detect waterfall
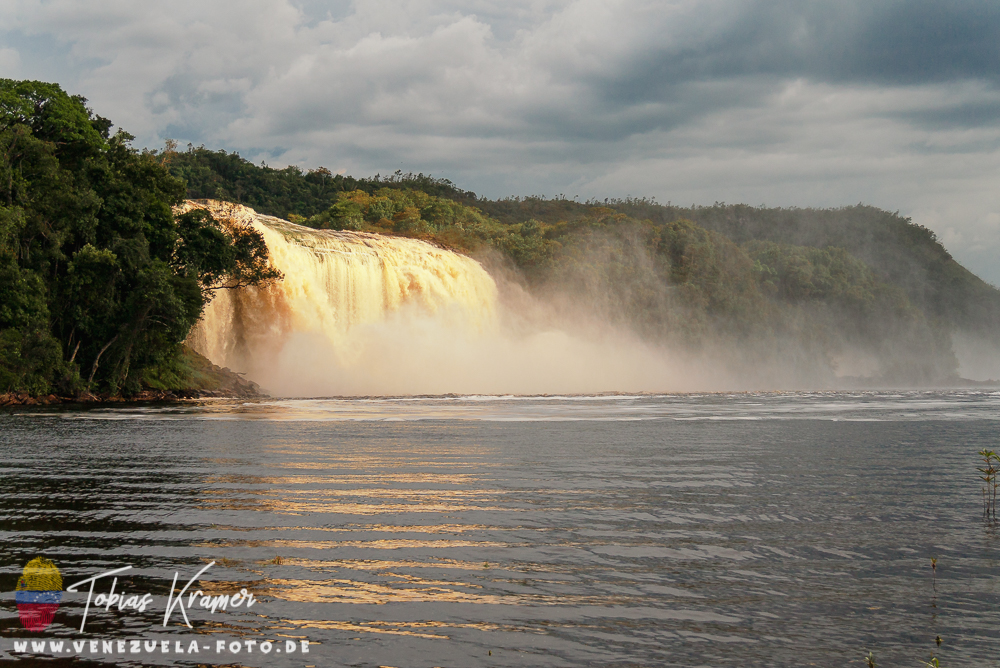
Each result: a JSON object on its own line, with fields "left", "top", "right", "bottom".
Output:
{"left": 180, "top": 201, "right": 712, "bottom": 396}
{"left": 182, "top": 201, "right": 498, "bottom": 389}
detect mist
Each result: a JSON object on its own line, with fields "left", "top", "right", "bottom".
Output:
{"left": 185, "top": 201, "right": 739, "bottom": 396}
{"left": 186, "top": 201, "right": 992, "bottom": 397}
{"left": 260, "top": 302, "right": 729, "bottom": 397}
{"left": 953, "top": 333, "right": 1000, "bottom": 382}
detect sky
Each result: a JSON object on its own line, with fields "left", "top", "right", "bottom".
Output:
{"left": 2, "top": 0, "right": 999, "bottom": 284}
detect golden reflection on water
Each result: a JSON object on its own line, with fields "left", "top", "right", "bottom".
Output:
{"left": 199, "top": 483, "right": 535, "bottom": 514}
{"left": 206, "top": 473, "right": 488, "bottom": 485}
{"left": 282, "top": 619, "right": 509, "bottom": 639}
{"left": 203, "top": 500, "right": 520, "bottom": 514}
{"left": 189, "top": 434, "right": 617, "bottom": 641}
{"left": 198, "top": 538, "right": 514, "bottom": 549}
{"left": 210, "top": 524, "right": 509, "bottom": 534}
{"left": 266, "top": 577, "right": 510, "bottom": 605}
{"left": 205, "top": 488, "right": 511, "bottom": 499}
{"left": 233, "top": 571, "right": 666, "bottom": 609}
{"left": 275, "top": 558, "right": 507, "bottom": 571}
{"left": 193, "top": 553, "right": 673, "bottom": 613}
{"left": 258, "top": 448, "right": 497, "bottom": 466}
{"left": 17, "top": 393, "right": 999, "bottom": 665}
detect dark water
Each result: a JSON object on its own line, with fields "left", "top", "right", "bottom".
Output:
{"left": 1, "top": 391, "right": 999, "bottom": 667}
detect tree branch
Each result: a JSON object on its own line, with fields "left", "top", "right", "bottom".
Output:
{"left": 87, "top": 334, "right": 118, "bottom": 386}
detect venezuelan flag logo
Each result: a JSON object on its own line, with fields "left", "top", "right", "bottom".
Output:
{"left": 15, "top": 557, "right": 62, "bottom": 631}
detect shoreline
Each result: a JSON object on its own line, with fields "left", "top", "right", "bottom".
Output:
{"left": 0, "top": 348, "right": 267, "bottom": 407}
{"left": 0, "top": 388, "right": 267, "bottom": 407}
{"left": 3, "top": 382, "right": 997, "bottom": 407}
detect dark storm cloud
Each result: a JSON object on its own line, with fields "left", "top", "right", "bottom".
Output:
{"left": 835, "top": 0, "right": 1000, "bottom": 84}
{"left": 596, "top": 1, "right": 1000, "bottom": 115}
{"left": 2, "top": 0, "right": 999, "bottom": 284}
{"left": 461, "top": 0, "right": 1000, "bottom": 149}
{"left": 895, "top": 100, "right": 1000, "bottom": 131}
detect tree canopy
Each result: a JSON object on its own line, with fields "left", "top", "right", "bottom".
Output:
{"left": 164, "top": 146, "right": 991, "bottom": 383}
{"left": 0, "top": 79, "right": 278, "bottom": 395}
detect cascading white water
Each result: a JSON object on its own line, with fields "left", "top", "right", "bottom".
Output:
{"left": 181, "top": 200, "right": 498, "bottom": 390}
{"left": 180, "top": 201, "right": 718, "bottom": 396}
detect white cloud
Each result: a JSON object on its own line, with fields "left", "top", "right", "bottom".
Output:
{"left": 1, "top": 0, "right": 999, "bottom": 283}
{"left": 0, "top": 47, "right": 20, "bottom": 74}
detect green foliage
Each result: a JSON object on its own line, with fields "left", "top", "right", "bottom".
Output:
{"left": 744, "top": 240, "right": 956, "bottom": 383}
{"left": 494, "top": 198, "right": 1000, "bottom": 339}
{"left": 140, "top": 343, "right": 200, "bottom": 391}
{"left": 319, "top": 199, "right": 365, "bottom": 230}
{"left": 747, "top": 242, "right": 881, "bottom": 307}
{"left": 528, "top": 212, "right": 768, "bottom": 343}
{"left": 173, "top": 209, "right": 282, "bottom": 292}
{"left": 303, "top": 188, "right": 558, "bottom": 268}
{"left": 0, "top": 201, "right": 65, "bottom": 393}
{"left": 140, "top": 343, "right": 225, "bottom": 391}
{"left": 653, "top": 218, "right": 764, "bottom": 327}
{"left": 0, "top": 79, "right": 278, "bottom": 395}
{"left": 162, "top": 139, "right": 996, "bottom": 384}
{"left": 166, "top": 144, "right": 478, "bottom": 220}
{"left": 165, "top": 147, "right": 351, "bottom": 219}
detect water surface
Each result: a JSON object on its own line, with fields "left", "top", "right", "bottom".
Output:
{"left": 1, "top": 391, "right": 999, "bottom": 666}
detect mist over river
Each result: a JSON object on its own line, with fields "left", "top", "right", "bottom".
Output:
{"left": 2, "top": 391, "right": 1000, "bottom": 666}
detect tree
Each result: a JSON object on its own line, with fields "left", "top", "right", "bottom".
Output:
{"left": 0, "top": 79, "right": 279, "bottom": 395}
{"left": 174, "top": 208, "right": 281, "bottom": 292}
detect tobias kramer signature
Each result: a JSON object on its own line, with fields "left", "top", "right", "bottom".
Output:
{"left": 65, "top": 562, "right": 256, "bottom": 631}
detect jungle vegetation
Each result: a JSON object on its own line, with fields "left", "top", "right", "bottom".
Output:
{"left": 0, "top": 80, "right": 279, "bottom": 395}
{"left": 165, "top": 145, "right": 995, "bottom": 384}
{"left": 1, "top": 77, "right": 993, "bottom": 394}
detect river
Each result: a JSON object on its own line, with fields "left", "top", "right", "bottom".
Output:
{"left": 2, "top": 391, "right": 999, "bottom": 666}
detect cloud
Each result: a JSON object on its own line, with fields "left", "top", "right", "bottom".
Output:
{"left": 1, "top": 0, "right": 999, "bottom": 284}
{"left": 603, "top": 1, "right": 1000, "bottom": 86}
{"left": 0, "top": 46, "right": 20, "bottom": 74}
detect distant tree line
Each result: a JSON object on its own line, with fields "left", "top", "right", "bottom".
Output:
{"left": 165, "top": 145, "right": 993, "bottom": 383}
{"left": 2, "top": 81, "right": 991, "bottom": 394}
{"left": 167, "top": 145, "right": 1000, "bottom": 341}
{"left": 166, "top": 143, "right": 479, "bottom": 220}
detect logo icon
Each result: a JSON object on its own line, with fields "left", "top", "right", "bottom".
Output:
{"left": 15, "top": 557, "right": 62, "bottom": 631}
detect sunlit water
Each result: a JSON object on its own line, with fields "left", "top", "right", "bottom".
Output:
{"left": 2, "top": 391, "right": 999, "bottom": 666}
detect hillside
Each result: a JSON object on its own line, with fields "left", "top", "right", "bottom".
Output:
{"left": 167, "top": 146, "right": 1000, "bottom": 339}
{"left": 462, "top": 196, "right": 1000, "bottom": 339}
{"left": 165, "top": 146, "right": 1000, "bottom": 385}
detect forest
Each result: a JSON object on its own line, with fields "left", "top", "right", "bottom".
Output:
{"left": 167, "top": 144, "right": 999, "bottom": 385}
{"left": 0, "top": 80, "right": 278, "bottom": 397}
{"left": 1, "top": 77, "right": 997, "bottom": 396}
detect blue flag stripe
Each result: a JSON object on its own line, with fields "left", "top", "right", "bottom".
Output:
{"left": 15, "top": 590, "right": 62, "bottom": 605}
